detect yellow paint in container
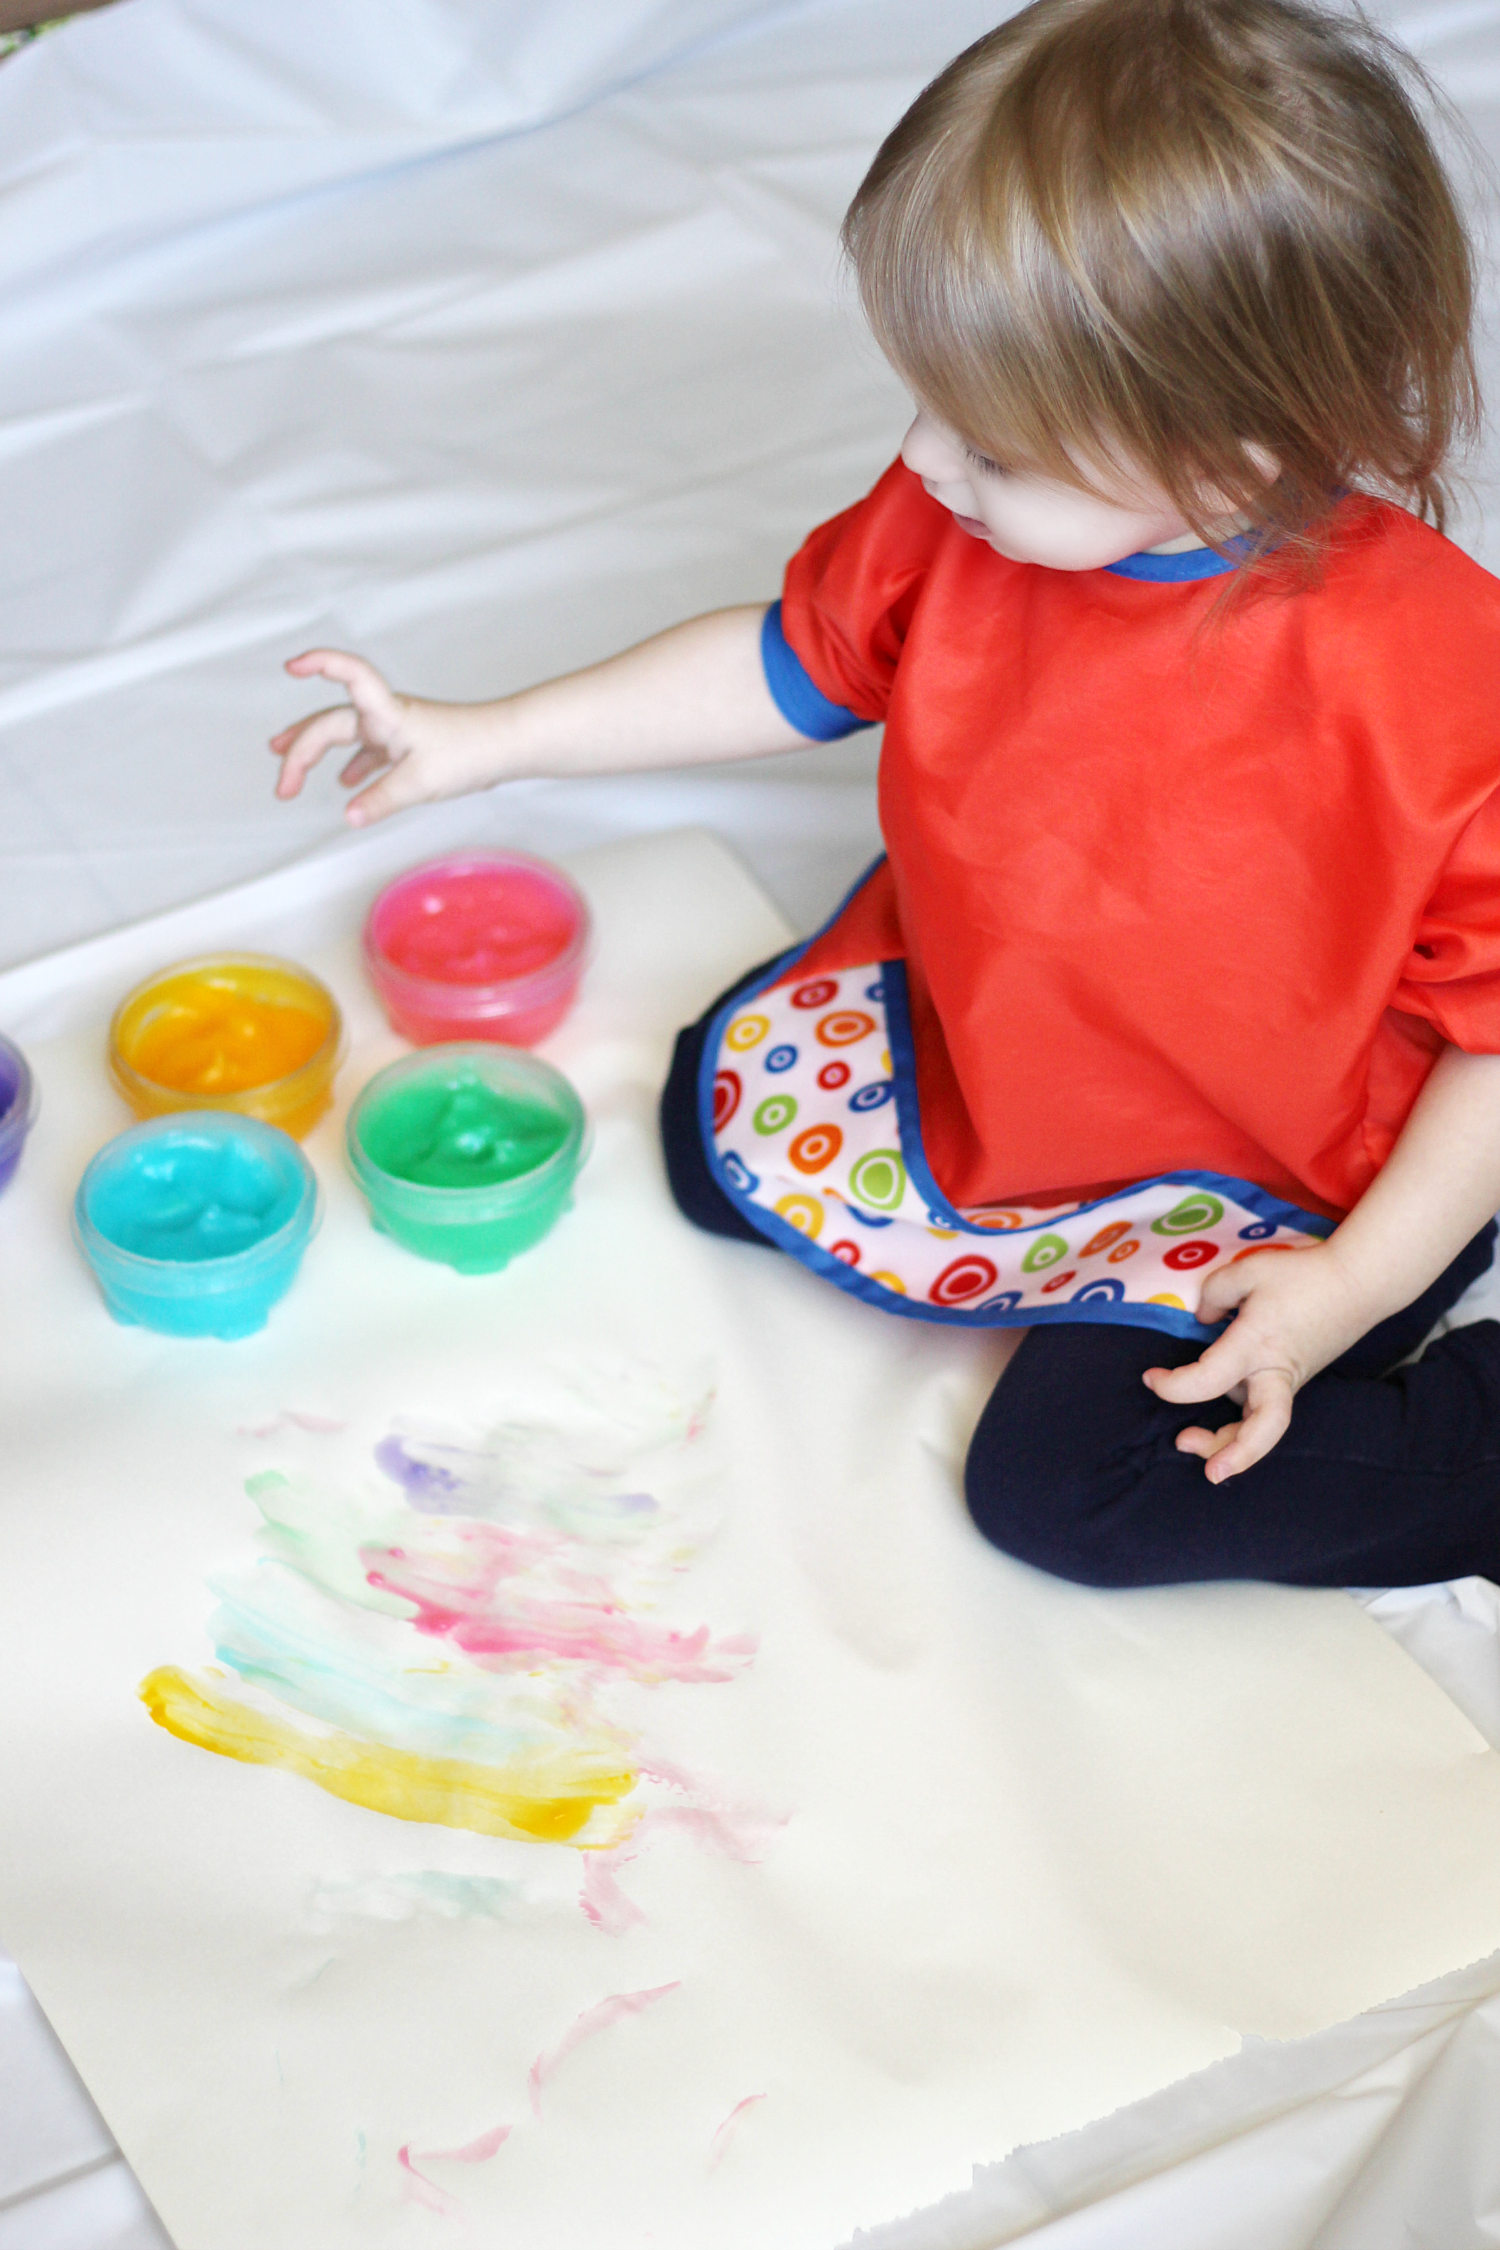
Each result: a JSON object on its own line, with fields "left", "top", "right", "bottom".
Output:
{"left": 108, "top": 953, "right": 343, "bottom": 1140}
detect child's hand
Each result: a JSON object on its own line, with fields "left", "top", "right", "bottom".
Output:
{"left": 271, "top": 650, "right": 507, "bottom": 825}
{"left": 1141, "top": 1243, "right": 1375, "bottom": 1483}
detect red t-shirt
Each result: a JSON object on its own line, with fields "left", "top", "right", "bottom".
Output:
{"left": 779, "top": 461, "right": 1500, "bottom": 1223}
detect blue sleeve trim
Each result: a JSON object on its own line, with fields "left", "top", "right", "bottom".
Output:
{"left": 760, "top": 602, "right": 875, "bottom": 741}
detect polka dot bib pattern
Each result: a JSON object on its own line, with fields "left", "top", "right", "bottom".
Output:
{"left": 701, "top": 952, "right": 1332, "bottom": 1340}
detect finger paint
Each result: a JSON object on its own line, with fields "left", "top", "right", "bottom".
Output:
{"left": 346, "top": 1046, "right": 586, "bottom": 1273}
{"left": 0, "top": 1032, "right": 37, "bottom": 1195}
{"left": 109, "top": 954, "right": 342, "bottom": 1139}
{"left": 364, "top": 852, "right": 589, "bottom": 1046}
{"left": 139, "top": 1666, "right": 636, "bottom": 1844}
{"left": 74, "top": 1113, "right": 319, "bottom": 1337}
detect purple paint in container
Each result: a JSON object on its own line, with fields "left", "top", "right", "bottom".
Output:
{"left": 0, "top": 1033, "right": 38, "bottom": 1196}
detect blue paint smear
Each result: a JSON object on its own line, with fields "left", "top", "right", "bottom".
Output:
{"left": 206, "top": 1565, "right": 546, "bottom": 1764}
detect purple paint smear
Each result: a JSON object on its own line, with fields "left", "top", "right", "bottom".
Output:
{"left": 374, "top": 1434, "right": 469, "bottom": 1508}
{"left": 528, "top": 1983, "right": 681, "bottom": 2119}
{"left": 372, "top": 1414, "right": 676, "bottom": 1518}
{"left": 709, "top": 2094, "right": 767, "bottom": 2170}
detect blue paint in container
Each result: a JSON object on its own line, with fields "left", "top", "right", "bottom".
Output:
{"left": 0, "top": 1033, "right": 38, "bottom": 1196}
{"left": 74, "top": 1112, "right": 320, "bottom": 1338}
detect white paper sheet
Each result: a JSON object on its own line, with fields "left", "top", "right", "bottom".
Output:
{"left": 4, "top": 0, "right": 1500, "bottom": 2240}
{"left": 4, "top": 828, "right": 1500, "bottom": 2250}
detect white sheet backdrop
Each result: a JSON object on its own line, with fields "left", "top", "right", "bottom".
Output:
{"left": 3, "top": 0, "right": 1500, "bottom": 2244}
{"left": 0, "top": 0, "right": 1495, "bottom": 969}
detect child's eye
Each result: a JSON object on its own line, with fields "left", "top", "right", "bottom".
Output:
{"left": 964, "top": 445, "right": 1007, "bottom": 477}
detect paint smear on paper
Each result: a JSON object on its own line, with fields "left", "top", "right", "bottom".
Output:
{"left": 580, "top": 1846, "right": 648, "bottom": 1935}
{"left": 709, "top": 2093, "right": 766, "bottom": 2169}
{"left": 366, "top": 1526, "right": 755, "bottom": 1684}
{"left": 237, "top": 1411, "right": 348, "bottom": 1439}
{"left": 397, "top": 2121, "right": 511, "bottom": 2214}
{"left": 372, "top": 1361, "right": 715, "bottom": 1532}
{"left": 418, "top": 2123, "right": 511, "bottom": 2165}
{"left": 638, "top": 1799, "right": 784, "bottom": 1865}
{"left": 308, "top": 1872, "right": 542, "bottom": 1928}
{"left": 141, "top": 1668, "right": 636, "bottom": 1845}
{"left": 205, "top": 1557, "right": 595, "bottom": 1766}
{"left": 396, "top": 2144, "right": 456, "bottom": 2214}
{"left": 528, "top": 1983, "right": 681, "bottom": 2116}
{"left": 142, "top": 1367, "right": 756, "bottom": 1864}
{"left": 577, "top": 1793, "right": 784, "bottom": 1934}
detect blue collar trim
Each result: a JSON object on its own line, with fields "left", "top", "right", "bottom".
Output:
{"left": 1105, "top": 532, "right": 1257, "bottom": 582}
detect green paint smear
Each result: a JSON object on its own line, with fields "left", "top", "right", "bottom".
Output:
{"left": 360, "top": 1075, "right": 567, "bottom": 1190}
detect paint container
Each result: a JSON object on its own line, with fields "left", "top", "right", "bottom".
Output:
{"left": 0, "top": 1033, "right": 38, "bottom": 1196}
{"left": 74, "top": 1113, "right": 320, "bottom": 1339}
{"left": 108, "top": 953, "right": 343, "bottom": 1141}
{"left": 346, "top": 1045, "right": 586, "bottom": 1274}
{"left": 363, "top": 851, "right": 589, "bottom": 1047}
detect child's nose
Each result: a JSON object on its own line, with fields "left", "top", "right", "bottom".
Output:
{"left": 900, "top": 413, "right": 962, "bottom": 483}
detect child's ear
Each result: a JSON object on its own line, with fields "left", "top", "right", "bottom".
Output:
{"left": 1243, "top": 443, "right": 1280, "bottom": 483}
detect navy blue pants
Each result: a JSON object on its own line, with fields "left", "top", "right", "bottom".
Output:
{"left": 662, "top": 994, "right": 1500, "bottom": 1589}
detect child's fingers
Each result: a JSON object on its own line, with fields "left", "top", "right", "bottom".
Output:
{"left": 282, "top": 649, "right": 401, "bottom": 735}
{"left": 1194, "top": 1245, "right": 1321, "bottom": 1323}
{"left": 343, "top": 757, "right": 433, "bottom": 828}
{"left": 1174, "top": 1420, "right": 1241, "bottom": 1465}
{"left": 1142, "top": 1326, "right": 1255, "bottom": 1405}
{"left": 284, "top": 648, "right": 383, "bottom": 695}
{"left": 1194, "top": 1261, "right": 1260, "bottom": 1322}
{"left": 272, "top": 706, "right": 361, "bottom": 798}
{"left": 337, "top": 742, "right": 390, "bottom": 788}
{"left": 1192, "top": 1366, "right": 1294, "bottom": 1481}
{"left": 272, "top": 705, "right": 359, "bottom": 759}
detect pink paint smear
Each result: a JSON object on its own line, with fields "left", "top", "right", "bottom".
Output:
{"left": 709, "top": 2094, "right": 767, "bottom": 2170}
{"left": 396, "top": 2145, "right": 455, "bottom": 2215}
{"left": 236, "top": 1410, "right": 347, "bottom": 1439}
{"left": 579, "top": 1778, "right": 789, "bottom": 1934}
{"left": 366, "top": 1531, "right": 754, "bottom": 1685}
{"left": 397, "top": 2123, "right": 510, "bottom": 2213}
{"left": 636, "top": 1761, "right": 790, "bottom": 1864}
{"left": 528, "top": 1983, "right": 680, "bottom": 2119}
{"left": 580, "top": 1848, "right": 647, "bottom": 1936}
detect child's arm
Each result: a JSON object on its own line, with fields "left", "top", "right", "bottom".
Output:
{"left": 271, "top": 604, "right": 812, "bottom": 826}
{"left": 1144, "top": 1042, "right": 1500, "bottom": 1481}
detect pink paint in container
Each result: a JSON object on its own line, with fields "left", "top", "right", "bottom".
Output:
{"left": 363, "top": 851, "right": 590, "bottom": 1048}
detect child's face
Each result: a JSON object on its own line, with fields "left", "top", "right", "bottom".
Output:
{"left": 900, "top": 410, "right": 1206, "bottom": 569}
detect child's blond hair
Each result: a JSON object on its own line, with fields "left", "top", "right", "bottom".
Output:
{"left": 843, "top": 0, "right": 1478, "bottom": 549}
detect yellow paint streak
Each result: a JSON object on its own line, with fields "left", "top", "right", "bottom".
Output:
{"left": 139, "top": 1668, "right": 636, "bottom": 1846}
{"left": 120, "top": 973, "right": 326, "bottom": 1095}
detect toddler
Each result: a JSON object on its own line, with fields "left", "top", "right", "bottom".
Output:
{"left": 274, "top": 0, "right": 1500, "bottom": 1592}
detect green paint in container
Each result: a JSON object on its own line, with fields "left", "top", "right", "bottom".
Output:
{"left": 346, "top": 1046, "right": 587, "bottom": 1273}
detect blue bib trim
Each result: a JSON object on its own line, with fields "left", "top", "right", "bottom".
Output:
{"left": 696, "top": 858, "right": 1333, "bottom": 1341}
